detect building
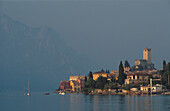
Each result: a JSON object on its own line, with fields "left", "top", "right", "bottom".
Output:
{"left": 140, "top": 84, "right": 163, "bottom": 93}
{"left": 135, "top": 59, "right": 147, "bottom": 66}
{"left": 70, "top": 80, "right": 81, "bottom": 92}
{"left": 69, "top": 75, "right": 86, "bottom": 81}
{"left": 68, "top": 75, "right": 86, "bottom": 92}
{"left": 111, "top": 70, "right": 119, "bottom": 74}
{"left": 143, "top": 48, "right": 151, "bottom": 64}
{"left": 92, "top": 70, "right": 108, "bottom": 80}
{"left": 92, "top": 70, "right": 115, "bottom": 81}
{"left": 124, "top": 67, "right": 130, "bottom": 74}
{"left": 130, "top": 48, "right": 154, "bottom": 71}
{"left": 125, "top": 73, "right": 150, "bottom": 85}
{"left": 140, "top": 79, "right": 164, "bottom": 93}
{"left": 60, "top": 81, "right": 72, "bottom": 91}
{"left": 76, "top": 78, "right": 85, "bottom": 90}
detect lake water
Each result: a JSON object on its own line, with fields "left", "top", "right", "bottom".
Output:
{"left": 1, "top": 92, "right": 170, "bottom": 111}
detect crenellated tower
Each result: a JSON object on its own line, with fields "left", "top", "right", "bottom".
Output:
{"left": 143, "top": 48, "right": 151, "bottom": 64}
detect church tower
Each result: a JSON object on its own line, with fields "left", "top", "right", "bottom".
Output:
{"left": 143, "top": 48, "right": 151, "bottom": 64}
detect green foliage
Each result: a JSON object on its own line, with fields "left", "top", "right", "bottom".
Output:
{"left": 88, "top": 71, "right": 93, "bottom": 79}
{"left": 133, "top": 83, "right": 141, "bottom": 88}
{"left": 118, "top": 61, "right": 126, "bottom": 86}
{"left": 123, "top": 83, "right": 141, "bottom": 91}
{"left": 124, "top": 60, "right": 130, "bottom": 68}
{"left": 101, "top": 68, "right": 105, "bottom": 72}
{"left": 106, "top": 69, "right": 110, "bottom": 73}
{"left": 122, "top": 84, "right": 133, "bottom": 90}
{"left": 166, "top": 85, "right": 170, "bottom": 89}
{"left": 161, "top": 62, "right": 170, "bottom": 86}
{"left": 85, "top": 76, "right": 87, "bottom": 83}
{"left": 111, "top": 76, "right": 117, "bottom": 83}
{"left": 85, "top": 78, "right": 95, "bottom": 88}
{"left": 104, "top": 82, "right": 118, "bottom": 89}
{"left": 82, "top": 88, "right": 93, "bottom": 94}
{"left": 168, "top": 63, "right": 170, "bottom": 71}
{"left": 163, "top": 60, "right": 167, "bottom": 71}
{"left": 95, "top": 76, "right": 109, "bottom": 89}
{"left": 161, "top": 71, "right": 170, "bottom": 85}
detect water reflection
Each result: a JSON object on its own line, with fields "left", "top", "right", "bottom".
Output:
{"left": 1, "top": 92, "right": 169, "bottom": 111}
{"left": 68, "top": 94, "right": 170, "bottom": 111}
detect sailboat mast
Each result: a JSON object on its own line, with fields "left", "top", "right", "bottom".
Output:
{"left": 28, "top": 80, "right": 29, "bottom": 92}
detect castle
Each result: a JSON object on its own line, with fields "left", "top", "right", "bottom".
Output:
{"left": 131, "top": 48, "right": 155, "bottom": 71}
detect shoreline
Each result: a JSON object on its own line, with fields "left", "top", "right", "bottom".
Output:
{"left": 53, "top": 90, "right": 170, "bottom": 96}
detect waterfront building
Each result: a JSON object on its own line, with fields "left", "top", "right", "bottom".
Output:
{"left": 92, "top": 70, "right": 115, "bottom": 81}
{"left": 69, "top": 75, "right": 86, "bottom": 81}
{"left": 60, "top": 81, "right": 72, "bottom": 91}
{"left": 125, "top": 73, "right": 150, "bottom": 85}
{"left": 140, "top": 84, "right": 163, "bottom": 93}
{"left": 76, "top": 78, "right": 85, "bottom": 89}
{"left": 70, "top": 80, "right": 81, "bottom": 92}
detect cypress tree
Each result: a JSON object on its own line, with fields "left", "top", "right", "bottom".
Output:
{"left": 101, "top": 68, "right": 105, "bottom": 72}
{"left": 108, "top": 70, "right": 110, "bottom": 73}
{"left": 85, "top": 76, "right": 87, "bottom": 82}
{"left": 163, "top": 60, "right": 167, "bottom": 71}
{"left": 168, "top": 62, "right": 170, "bottom": 71}
{"left": 124, "top": 60, "right": 130, "bottom": 68}
{"left": 89, "top": 71, "right": 93, "bottom": 79}
{"left": 118, "top": 61, "right": 126, "bottom": 86}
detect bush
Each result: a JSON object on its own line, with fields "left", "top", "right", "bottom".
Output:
{"left": 104, "top": 82, "right": 118, "bottom": 89}
{"left": 123, "top": 84, "right": 133, "bottom": 91}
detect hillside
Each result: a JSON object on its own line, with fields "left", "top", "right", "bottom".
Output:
{"left": 0, "top": 13, "right": 93, "bottom": 91}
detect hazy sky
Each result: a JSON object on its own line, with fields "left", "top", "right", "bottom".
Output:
{"left": 1, "top": 0, "right": 170, "bottom": 70}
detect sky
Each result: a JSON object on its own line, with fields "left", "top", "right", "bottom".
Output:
{"left": 1, "top": 0, "right": 170, "bottom": 70}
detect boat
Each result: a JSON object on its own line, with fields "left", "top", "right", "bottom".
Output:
{"left": 44, "top": 93, "right": 50, "bottom": 95}
{"left": 25, "top": 80, "right": 30, "bottom": 96}
{"left": 59, "top": 92, "right": 65, "bottom": 95}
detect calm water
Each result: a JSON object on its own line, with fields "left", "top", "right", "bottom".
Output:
{"left": 1, "top": 92, "right": 170, "bottom": 111}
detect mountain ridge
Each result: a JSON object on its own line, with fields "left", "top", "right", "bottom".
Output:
{"left": 0, "top": 13, "right": 94, "bottom": 91}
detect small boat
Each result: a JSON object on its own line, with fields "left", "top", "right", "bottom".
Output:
{"left": 44, "top": 93, "right": 50, "bottom": 95}
{"left": 59, "top": 92, "right": 65, "bottom": 95}
{"left": 27, "top": 80, "right": 30, "bottom": 95}
{"left": 24, "top": 80, "right": 30, "bottom": 96}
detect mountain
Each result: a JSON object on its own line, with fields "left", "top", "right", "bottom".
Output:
{"left": 0, "top": 13, "right": 94, "bottom": 91}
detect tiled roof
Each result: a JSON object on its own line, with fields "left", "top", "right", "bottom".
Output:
{"left": 127, "top": 73, "right": 150, "bottom": 76}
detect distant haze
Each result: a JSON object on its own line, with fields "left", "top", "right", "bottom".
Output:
{"left": 1, "top": 0, "right": 170, "bottom": 69}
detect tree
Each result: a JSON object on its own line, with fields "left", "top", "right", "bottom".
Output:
{"left": 168, "top": 62, "right": 170, "bottom": 71}
{"left": 101, "top": 68, "right": 105, "bottom": 72}
{"left": 95, "top": 76, "right": 108, "bottom": 89}
{"left": 161, "top": 71, "right": 169, "bottom": 85}
{"left": 104, "top": 82, "right": 118, "bottom": 89}
{"left": 105, "top": 69, "right": 110, "bottom": 73}
{"left": 85, "top": 71, "right": 95, "bottom": 89}
{"left": 124, "top": 60, "right": 130, "bottom": 68}
{"left": 118, "top": 61, "right": 126, "bottom": 86}
{"left": 85, "top": 78, "right": 95, "bottom": 88}
{"left": 163, "top": 60, "right": 167, "bottom": 71}
{"left": 85, "top": 76, "right": 87, "bottom": 83}
{"left": 88, "top": 71, "right": 93, "bottom": 79}
{"left": 161, "top": 62, "right": 170, "bottom": 86}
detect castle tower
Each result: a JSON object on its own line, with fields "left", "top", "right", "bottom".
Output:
{"left": 143, "top": 48, "right": 151, "bottom": 64}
